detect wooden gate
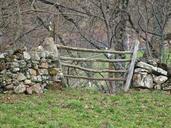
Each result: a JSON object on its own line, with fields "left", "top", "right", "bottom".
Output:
{"left": 57, "top": 41, "right": 139, "bottom": 93}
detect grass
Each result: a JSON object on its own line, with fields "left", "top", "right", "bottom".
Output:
{"left": 0, "top": 88, "right": 171, "bottom": 128}
{"left": 163, "top": 49, "right": 171, "bottom": 65}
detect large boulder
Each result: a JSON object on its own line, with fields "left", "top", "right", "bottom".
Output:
{"left": 133, "top": 68, "right": 154, "bottom": 89}
{"left": 136, "top": 61, "right": 168, "bottom": 76}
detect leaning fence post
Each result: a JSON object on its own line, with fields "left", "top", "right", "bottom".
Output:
{"left": 56, "top": 46, "right": 67, "bottom": 87}
{"left": 124, "top": 40, "right": 139, "bottom": 92}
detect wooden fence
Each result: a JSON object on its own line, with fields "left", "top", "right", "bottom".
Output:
{"left": 57, "top": 41, "right": 139, "bottom": 93}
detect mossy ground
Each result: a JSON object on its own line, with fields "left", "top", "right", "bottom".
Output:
{"left": 0, "top": 88, "right": 171, "bottom": 128}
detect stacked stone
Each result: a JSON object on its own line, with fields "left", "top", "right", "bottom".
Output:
{"left": 132, "top": 61, "right": 170, "bottom": 91}
{"left": 0, "top": 47, "right": 62, "bottom": 94}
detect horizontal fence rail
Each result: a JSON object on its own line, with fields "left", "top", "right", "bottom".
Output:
{"left": 57, "top": 44, "right": 133, "bottom": 54}
{"left": 60, "top": 56, "right": 131, "bottom": 63}
{"left": 61, "top": 63, "right": 127, "bottom": 73}
{"left": 64, "top": 75, "right": 126, "bottom": 81}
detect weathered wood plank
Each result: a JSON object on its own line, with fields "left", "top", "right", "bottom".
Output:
{"left": 57, "top": 50, "right": 67, "bottom": 87}
{"left": 61, "top": 63, "right": 127, "bottom": 73}
{"left": 57, "top": 44, "right": 133, "bottom": 54}
{"left": 60, "top": 56, "right": 131, "bottom": 62}
{"left": 64, "top": 75, "right": 126, "bottom": 81}
{"left": 124, "top": 40, "right": 140, "bottom": 92}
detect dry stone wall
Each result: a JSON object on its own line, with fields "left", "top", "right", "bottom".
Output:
{"left": 0, "top": 45, "right": 62, "bottom": 94}
{"left": 132, "top": 61, "right": 171, "bottom": 91}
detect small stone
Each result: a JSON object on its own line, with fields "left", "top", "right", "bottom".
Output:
{"left": 32, "top": 60, "right": 39, "bottom": 64}
{"left": 31, "top": 76, "right": 42, "bottom": 82}
{"left": 40, "top": 52, "right": 46, "bottom": 58}
{"left": 39, "top": 62, "right": 48, "bottom": 69}
{"left": 0, "top": 53, "right": 6, "bottom": 59}
{"left": 2, "top": 81, "right": 6, "bottom": 86}
{"left": 11, "top": 68, "right": 20, "bottom": 73}
{"left": 23, "top": 51, "right": 31, "bottom": 60}
{"left": 13, "top": 80, "right": 20, "bottom": 86}
{"left": 11, "top": 62, "right": 19, "bottom": 68}
{"left": 29, "top": 69, "right": 37, "bottom": 76}
{"left": 24, "top": 79, "right": 32, "bottom": 85}
{"left": 59, "top": 71, "right": 63, "bottom": 78}
{"left": 6, "top": 49, "right": 14, "bottom": 55}
{"left": 32, "top": 84, "right": 43, "bottom": 94}
{"left": 40, "top": 58, "right": 46, "bottom": 62}
{"left": 154, "top": 75, "right": 168, "bottom": 85}
{"left": 19, "top": 60, "right": 27, "bottom": 68}
{"left": 14, "top": 83, "right": 26, "bottom": 93}
{"left": 134, "top": 68, "right": 149, "bottom": 73}
{"left": 41, "top": 83, "right": 46, "bottom": 90}
{"left": 32, "top": 63, "right": 39, "bottom": 70}
{"left": 5, "top": 78, "right": 12, "bottom": 85}
{"left": 48, "top": 68, "right": 59, "bottom": 76}
{"left": 27, "top": 63, "right": 32, "bottom": 68}
{"left": 5, "top": 71, "right": 12, "bottom": 76}
{"left": 12, "top": 57, "right": 18, "bottom": 61}
{"left": 12, "top": 73, "right": 17, "bottom": 79}
{"left": 17, "top": 73, "right": 26, "bottom": 81}
{"left": 37, "top": 45, "right": 44, "bottom": 52}
{"left": 5, "top": 84, "right": 14, "bottom": 90}
{"left": 48, "top": 64, "right": 56, "bottom": 68}
{"left": 44, "top": 51, "right": 50, "bottom": 58}
{"left": 154, "top": 84, "right": 162, "bottom": 90}
{"left": 26, "top": 87, "right": 33, "bottom": 95}
{"left": 38, "top": 69, "right": 48, "bottom": 75}
{"left": 31, "top": 52, "right": 40, "bottom": 61}
{"left": 0, "top": 69, "right": 6, "bottom": 74}
{"left": 47, "top": 59, "right": 52, "bottom": 63}
{"left": 41, "top": 75, "right": 50, "bottom": 81}
{"left": 163, "top": 86, "right": 171, "bottom": 91}
{"left": 37, "top": 76, "right": 42, "bottom": 82}
{"left": 47, "top": 80, "right": 53, "bottom": 85}
{"left": 147, "top": 59, "right": 159, "bottom": 66}
{"left": 51, "top": 75, "right": 58, "bottom": 81}
{"left": 25, "top": 72, "right": 31, "bottom": 79}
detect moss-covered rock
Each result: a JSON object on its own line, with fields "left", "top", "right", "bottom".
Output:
{"left": 48, "top": 68, "right": 59, "bottom": 76}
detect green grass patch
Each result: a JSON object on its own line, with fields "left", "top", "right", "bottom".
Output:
{"left": 0, "top": 89, "right": 171, "bottom": 128}
{"left": 163, "top": 49, "right": 171, "bottom": 65}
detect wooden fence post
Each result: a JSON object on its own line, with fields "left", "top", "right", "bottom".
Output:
{"left": 56, "top": 47, "right": 67, "bottom": 87}
{"left": 124, "top": 40, "right": 139, "bottom": 92}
